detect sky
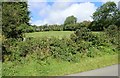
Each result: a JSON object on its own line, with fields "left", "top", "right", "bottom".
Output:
{"left": 28, "top": 0, "right": 120, "bottom": 26}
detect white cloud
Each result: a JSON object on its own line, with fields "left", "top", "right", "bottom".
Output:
{"left": 28, "top": 0, "right": 47, "bottom": 2}
{"left": 29, "top": 2, "right": 97, "bottom": 26}
{"left": 100, "top": 0, "right": 120, "bottom": 3}
{"left": 28, "top": 0, "right": 103, "bottom": 2}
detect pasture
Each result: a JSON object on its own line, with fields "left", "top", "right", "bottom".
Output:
{"left": 25, "top": 31, "right": 103, "bottom": 38}
{"left": 25, "top": 31, "right": 74, "bottom": 38}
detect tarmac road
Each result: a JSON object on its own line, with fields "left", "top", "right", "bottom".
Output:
{"left": 67, "top": 64, "right": 119, "bottom": 76}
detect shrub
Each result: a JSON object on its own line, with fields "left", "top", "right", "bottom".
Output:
{"left": 105, "top": 25, "right": 119, "bottom": 45}
{"left": 49, "top": 37, "right": 78, "bottom": 62}
{"left": 74, "top": 27, "right": 101, "bottom": 46}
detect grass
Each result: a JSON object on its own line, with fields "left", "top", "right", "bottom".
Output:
{"left": 2, "top": 54, "right": 118, "bottom": 76}
{"left": 25, "top": 31, "right": 104, "bottom": 38}
{"left": 0, "top": 62, "right": 1, "bottom": 77}
{"left": 25, "top": 31, "right": 74, "bottom": 38}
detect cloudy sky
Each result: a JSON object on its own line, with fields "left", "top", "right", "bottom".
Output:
{"left": 28, "top": 0, "right": 119, "bottom": 26}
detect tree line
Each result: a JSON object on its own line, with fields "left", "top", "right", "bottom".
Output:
{"left": 27, "top": 2, "right": 120, "bottom": 32}
{"left": 2, "top": 2, "right": 119, "bottom": 37}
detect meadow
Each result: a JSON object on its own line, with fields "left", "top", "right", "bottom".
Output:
{"left": 25, "top": 31, "right": 74, "bottom": 38}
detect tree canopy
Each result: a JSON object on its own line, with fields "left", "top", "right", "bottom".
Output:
{"left": 64, "top": 15, "right": 77, "bottom": 25}
{"left": 64, "top": 15, "right": 77, "bottom": 30}
{"left": 91, "top": 1, "right": 120, "bottom": 31}
{"left": 2, "top": 2, "right": 30, "bottom": 39}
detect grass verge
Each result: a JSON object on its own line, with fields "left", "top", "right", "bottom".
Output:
{"left": 2, "top": 54, "right": 118, "bottom": 76}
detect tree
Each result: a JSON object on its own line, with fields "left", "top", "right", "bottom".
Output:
{"left": 92, "top": 1, "right": 120, "bottom": 31}
{"left": 81, "top": 21, "right": 91, "bottom": 28}
{"left": 2, "top": 2, "right": 30, "bottom": 61}
{"left": 2, "top": 2, "right": 30, "bottom": 39}
{"left": 64, "top": 15, "right": 77, "bottom": 30}
{"left": 65, "top": 23, "right": 80, "bottom": 31}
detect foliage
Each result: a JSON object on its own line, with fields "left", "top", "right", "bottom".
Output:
{"left": 32, "top": 24, "right": 63, "bottom": 32}
{"left": 64, "top": 15, "right": 77, "bottom": 30}
{"left": 2, "top": 54, "right": 118, "bottom": 76}
{"left": 2, "top": 2, "right": 30, "bottom": 39}
{"left": 64, "top": 23, "right": 81, "bottom": 31}
{"left": 64, "top": 15, "right": 77, "bottom": 26}
{"left": 73, "top": 27, "right": 114, "bottom": 48}
{"left": 91, "top": 1, "right": 120, "bottom": 31}
{"left": 2, "top": 2, "right": 30, "bottom": 61}
{"left": 81, "top": 21, "right": 91, "bottom": 28}
{"left": 2, "top": 37, "right": 51, "bottom": 62}
{"left": 26, "top": 26, "right": 35, "bottom": 33}
{"left": 63, "top": 21, "right": 91, "bottom": 31}
{"left": 105, "top": 25, "right": 119, "bottom": 45}
{"left": 3, "top": 31, "right": 118, "bottom": 62}
{"left": 31, "top": 20, "right": 92, "bottom": 32}
{"left": 74, "top": 27, "right": 100, "bottom": 45}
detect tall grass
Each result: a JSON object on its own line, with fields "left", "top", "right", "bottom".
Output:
{"left": 2, "top": 54, "right": 118, "bottom": 76}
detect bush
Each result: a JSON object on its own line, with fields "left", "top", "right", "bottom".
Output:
{"left": 105, "top": 25, "right": 119, "bottom": 45}
{"left": 74, "top": 27, "right": 99, "bottom": 46}
{"left": 49, "top": 37, "right": 78, "bottom": 62}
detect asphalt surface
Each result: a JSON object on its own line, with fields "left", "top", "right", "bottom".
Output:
{"left": 67, "top": 64, "right": 119, "bottom": 76}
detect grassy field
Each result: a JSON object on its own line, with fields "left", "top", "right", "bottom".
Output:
{"left": 25, "top": 31, "right": 74, "bottom": 38}
{"left": 25, "top": 31, "right": 103, "bottom": 38}
{"left": 2, "top": 54, "right": 118, "bottom": 76}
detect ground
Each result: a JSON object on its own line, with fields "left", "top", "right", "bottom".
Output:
{"left": 25, "top": 31, "right": 74, "bottom": 38}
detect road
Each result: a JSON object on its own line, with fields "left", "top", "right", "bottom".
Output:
{"left": 67, "top": 64, "right": 119, "bottom": 76}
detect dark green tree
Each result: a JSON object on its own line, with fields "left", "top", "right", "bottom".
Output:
{"left": 91, "top": 1, "right": 120, "bottom": 31}
{"left": 2, "top": 2, "right": 30, "bottom": 39}
{"left": 64, "top": 15, "right": 77, "bottom": 30}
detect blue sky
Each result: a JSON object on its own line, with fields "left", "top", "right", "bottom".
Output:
{"left": 28, "top": 0, "right": 118, "bottom": 26}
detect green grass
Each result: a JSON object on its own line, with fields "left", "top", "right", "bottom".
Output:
{"left": 25, "top": 31, "right": 74, "bottom": 38}
{"left": 0, "top": 62, "right": 1, "bottom": 77}
{"left": 2, "top": 54, "right": 118, "bottom": 76}
{"left": 25, "top": 31, "right": 104, "bottom": 38}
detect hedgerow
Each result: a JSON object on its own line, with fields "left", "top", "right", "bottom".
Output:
{"left": 2, "top": 27, "right": 118, "bottom": 63}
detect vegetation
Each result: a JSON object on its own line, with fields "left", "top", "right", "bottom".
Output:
{"left": 2, "top": 2, "right": 30, "bottom": 63}
{"left": 2, "top": 1, "right": 119, "bottom": 76}
{"left": 90, "top": 2, "right": 120, "bottom": 31}
{"left": 2, "top": 28, "right": 119, "bottom": 66}
{"left": 32, "top": 24, "right": 63, "bottom": 32}
{"left": 64, "top": 15, "right": 77, "bottom": 30}
{"left": 25, "top": 31, "right": 74, "bottom": 38}
{"left": 30, "top": 21, "right": 91, "bottom": 32}
{"left": 0, "top": 62, "right": 1, "bottom": 77}
{"left": 2, "top": 2, "right": 30, "bottom": 39}
{"left": 2, "top": 54, "right": 118, "bottom": 76}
